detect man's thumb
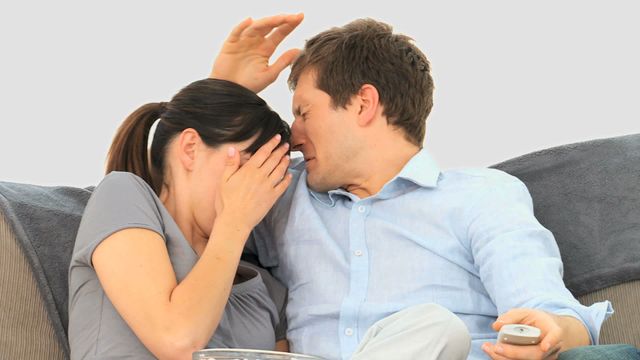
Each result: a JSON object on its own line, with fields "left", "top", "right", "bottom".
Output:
{"left": 493, "top": 309, "right": 529, "bottom": 331}
{"left": 223, "top": 146, "right": 240, "bottom": 181}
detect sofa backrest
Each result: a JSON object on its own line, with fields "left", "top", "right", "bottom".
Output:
{"left": 492, "top": 133, "right": 640, "bottom": 296}
{"left": 492, "top": 133, "right": 640, "bottom": 347}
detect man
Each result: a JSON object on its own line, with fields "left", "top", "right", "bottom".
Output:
{"left": 211, "top": 14, "right": 612, "bottom": 360}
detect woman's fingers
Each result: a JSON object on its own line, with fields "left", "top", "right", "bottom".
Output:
{"left": 268, "top": 155, "right": 291, "bottom": 187}
{"left": 246, "top": 134, "right": 283, "bottom": 168}
{"left": 221, "top": 146, "right": 241, "bottom": 182}
{"left": 274, "top": 173, "right": 293, "bottom": 195}
{"left": 219, "top": 139, "right": 292, "bottom": 229}
{"left": 260, "top": 142, "right": 290, "bottom": 173}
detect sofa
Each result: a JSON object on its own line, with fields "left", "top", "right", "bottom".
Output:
{"left": 1, "top": 133, "right": 639, "bottom": 359}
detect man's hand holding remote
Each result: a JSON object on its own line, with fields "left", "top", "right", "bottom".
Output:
{"left": 482, "top": 308, "right": 591, "bottom": 359}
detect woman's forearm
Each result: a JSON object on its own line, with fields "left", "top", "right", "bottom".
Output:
{"left": 149, "top": 218, "right": 250, "bottom": 358}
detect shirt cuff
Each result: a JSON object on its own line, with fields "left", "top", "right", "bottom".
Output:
{"left": 549, "top": 300, "right": 614, "bottom": 345}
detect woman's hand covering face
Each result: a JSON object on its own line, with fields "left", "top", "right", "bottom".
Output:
{"left": 215, "top": 135, "right": 292, "bottom": 232}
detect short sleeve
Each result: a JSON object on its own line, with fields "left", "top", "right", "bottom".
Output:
{"left": 73, "top": 171, "right": 165, "bottom": 268}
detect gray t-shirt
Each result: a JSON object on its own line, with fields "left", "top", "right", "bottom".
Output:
{"left": 68, "top": 171, "right": 286, "bottom": 359}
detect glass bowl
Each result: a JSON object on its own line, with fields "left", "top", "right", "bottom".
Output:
{"left": 192, "top": 348, "right": 325, "bottom": 360}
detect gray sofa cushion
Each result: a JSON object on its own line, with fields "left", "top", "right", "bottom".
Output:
{"left": 492, "top": 133, "right": 640, "bottom": 296}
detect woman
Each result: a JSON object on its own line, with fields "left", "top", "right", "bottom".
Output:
{"left": 64, "top": 14, "right": 312, "bottom": 359}
{"left": 67, "top": 76, "right": 292, "bottom": 359}
{"left": 67, "top": 14, "right": 304, "bottom": 359}
{"left": 68, "top": 15, "right": 302, "bottom": 359}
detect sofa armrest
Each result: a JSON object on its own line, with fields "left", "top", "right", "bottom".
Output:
{"left": 0, "top": 210, "right": 66, "bottom": 359}
{"left": 578, "top": 280, "right": 640, "bottom": 348}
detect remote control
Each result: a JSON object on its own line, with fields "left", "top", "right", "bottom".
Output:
{"left": 497, "top": 324, "right": 541, "bottom": 345}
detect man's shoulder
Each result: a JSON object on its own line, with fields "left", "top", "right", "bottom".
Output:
{"left": 442, "top": 166, "right": 518, "bottom": 182}
{"left": 439, "top": 167, "right": 523, "bottom": 191}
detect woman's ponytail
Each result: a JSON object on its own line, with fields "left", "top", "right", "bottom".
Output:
{"left": 106, "top": 102, "right": 165, "bottom": 191}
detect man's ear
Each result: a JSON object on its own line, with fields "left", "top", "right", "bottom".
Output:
{"left": 176, "top": 128, "right": 200, "bottom": 172}
{"left": 356, "top": 84, "right": 380, "bottom": 127}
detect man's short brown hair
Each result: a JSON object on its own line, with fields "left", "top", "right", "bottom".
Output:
{"left": 288, "top": 18, "right": 434, "bottom": 146}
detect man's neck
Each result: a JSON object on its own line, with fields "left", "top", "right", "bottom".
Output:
{"left": 344, "top": 139, "right": 421, "bottom": 199}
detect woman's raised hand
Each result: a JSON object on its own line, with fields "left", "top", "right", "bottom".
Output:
{"left": 215, "top": 135, "right": 292, "bottom": 232}
{"left": 210, "top": 13, "right": 304, "bottom": 93}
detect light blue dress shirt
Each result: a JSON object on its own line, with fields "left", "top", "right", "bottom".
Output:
{"left": 250, "top": 149, "right": 612, "bottom": 360}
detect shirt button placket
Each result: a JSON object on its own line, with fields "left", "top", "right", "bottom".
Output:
{"left": 345, "top": 201, "right": 370, "bottom": 355}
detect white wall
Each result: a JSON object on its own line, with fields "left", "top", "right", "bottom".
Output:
{"left": 1, "top": 1, "right": 638, "bottom": 187}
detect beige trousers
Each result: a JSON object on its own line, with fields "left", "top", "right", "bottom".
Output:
{"left": 350, "top": 303, "right": 471, "bottom": 360}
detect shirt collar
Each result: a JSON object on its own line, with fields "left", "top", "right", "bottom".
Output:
{"left": 307, "top": 181, "right": 354, "bottom": 207}
{"left": 307, "top": 148, "right": 441, "bottom": 205}
{"left": 393, "top": 148, "right": 441, "bottom": 188}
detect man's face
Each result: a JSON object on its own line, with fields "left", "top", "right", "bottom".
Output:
{"left": 291, "top": 70, "right": 358, "bottom": 192}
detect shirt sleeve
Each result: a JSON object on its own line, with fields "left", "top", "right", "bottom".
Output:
{"left": 73, "top": 171, "right": 165, "bottom": 268}
{"left": 248, "top": 158, "right": 305, "bottom": 268}
{"left": 467, "top": 174, "right": 613, "bottom": 344}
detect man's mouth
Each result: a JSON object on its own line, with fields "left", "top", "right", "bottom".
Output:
{"left": 304, "top": 157, "right": 315, "bottom": 168}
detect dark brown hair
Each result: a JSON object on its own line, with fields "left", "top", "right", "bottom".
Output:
{"left": 106, "top": 78, "right": 290, "bottom": 194}
{"left": 288, "top": 18, "right": 434, "bottom": 146}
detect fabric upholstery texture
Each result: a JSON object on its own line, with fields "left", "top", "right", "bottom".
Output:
{"left": 579, "top": 280, "right": 640, "bottom": 347}
{"left": 560, "top": 344, "right": 640, "bottom": 360}
{"left": 0, "top": 180, "right": 92, "bottom": 360}
{"left": 492, "top": 133, "right": 640, "bottom": 296}
{"left": 0, "top": 211, "right": 65, "bottom": 359}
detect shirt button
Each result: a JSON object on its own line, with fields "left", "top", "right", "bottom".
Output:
{"left": 358, "top": 205, "right": 366, "bottom": 213}
{"left": 345, "top": 328, "right": 354, "bottom": 336}
{"left": 354, "top": 249, "right": 363, "bottom": 257}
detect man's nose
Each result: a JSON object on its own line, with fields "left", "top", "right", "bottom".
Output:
{"left": 290, "top": 119, "right": 304, "bottom": 152}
